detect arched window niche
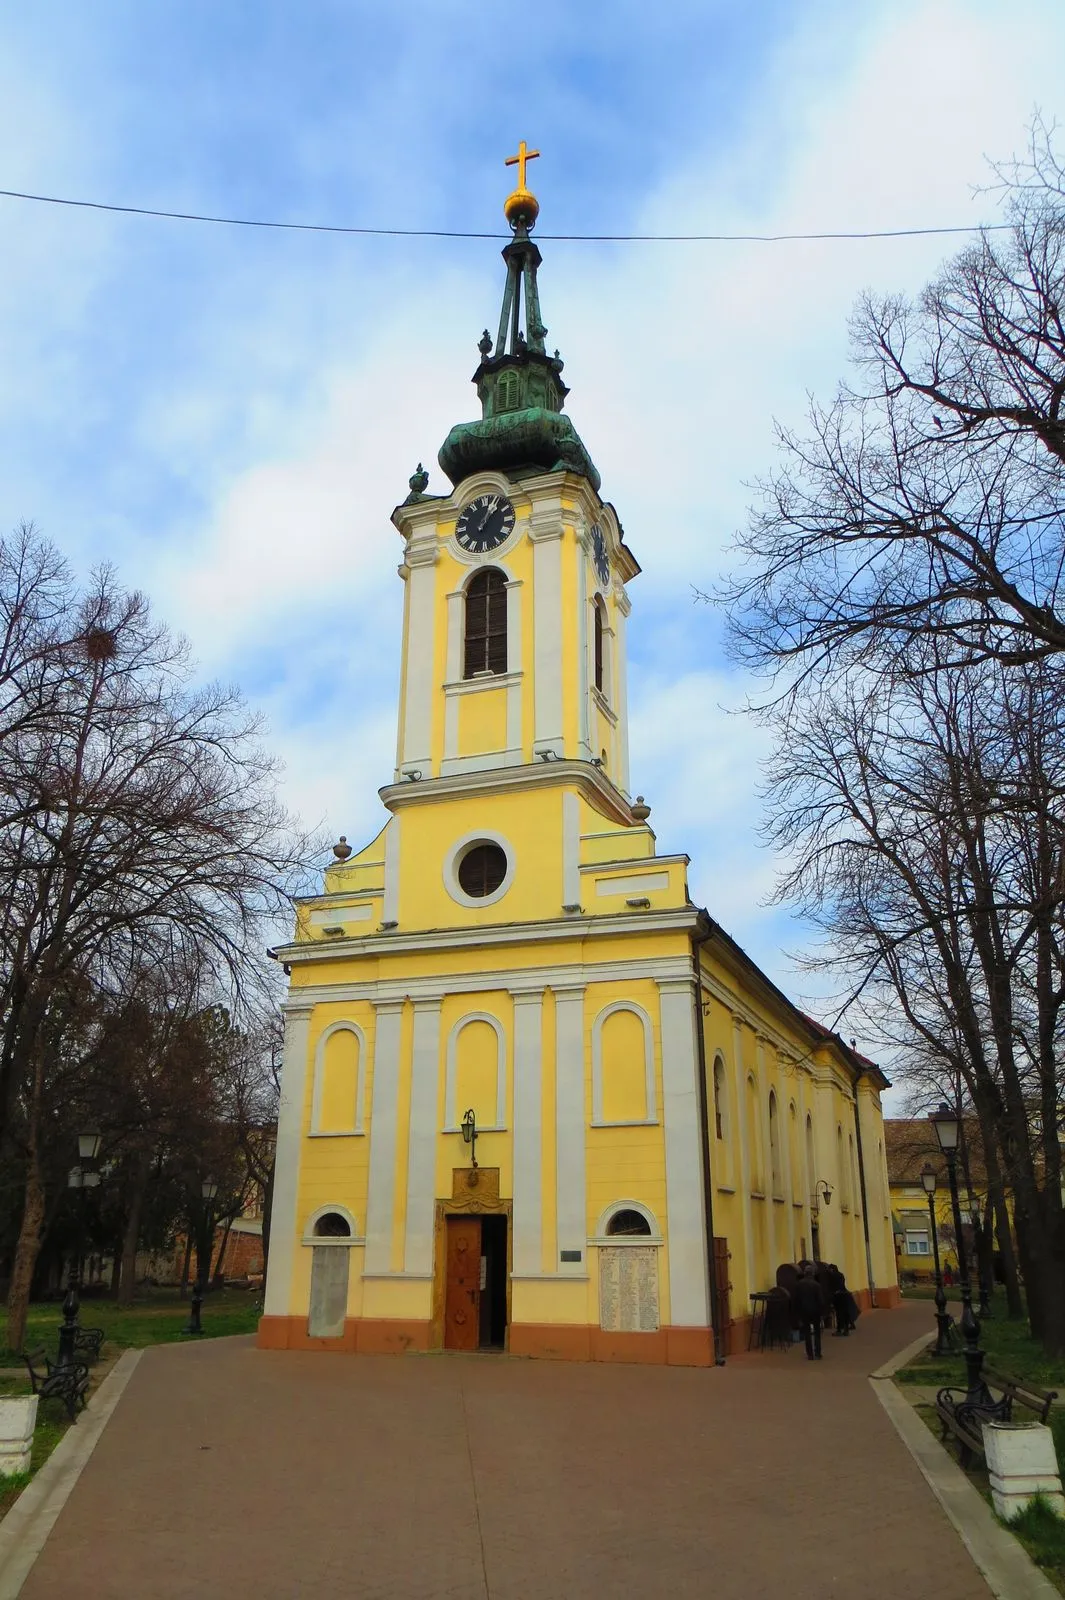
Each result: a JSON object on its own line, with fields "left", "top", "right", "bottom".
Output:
{"left": 768, "top": 1090, "right": 783, "bottom": 1198}
{"left": 592, "top": 1200, "right": 663, "bottom": 1244}
{"left": 837, "top": 1125, "right": 850, "bottom": 1211}
{"left": 788, "top": 1100, "right": 801, "bottom": 1203}
{"left": 591, "top": 1002, "right": 656, "bottom": 1126}
{"left": 746, "top": 1074, "right": 763, "bottom": 1193}
{"left": 444, "top": 1012, "right": 507, "bottom": 1131}
{"left": 593, "top": 596, "right": 609, "bottom": 697}
{"left": 712, "top": 1054, "right": 729, "bottom": 1142}
{"left": 310, "top": 1022, "right": 367, "bottom": 1136}
{"left": 805, "top": 1114, "right": 816, "bottom": 1206}
{"left": 303, "top": 1205, "right": 359, "bottom": 1341}
{"left": 463, "top": 567, "right": 508, "bottom": 678}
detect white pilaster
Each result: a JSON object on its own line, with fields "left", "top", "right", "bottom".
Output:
{"left": 363, "top": 1001, "right": 405, "bottom": 1275}
{"left": 615, "top": 590, "right": 631, "bottom": 794}
{"left": 733, "top": 1015, "right": 756, "bottom": 1303}
{"left": 399, "top": 548, "right": 437, "bottom": 774}
{"left": 382, "top": 817, "right": 399, "bottom": 925}
{"left": 554, "top": 984, "right": 587, "bottom": 1273}
{"left": 505, "top": 578, "right": 523, "bottom": 753}
{"left": 263, "top": 1005, "right": 312, "bottom": 1316}
{"left": 562, "top": 791, "right": 581, "bottom": 908}
{"left": 658, "top": 978, "right": 711, "bottom": 1326}
{"left": 576, "top": 545, "right": 591, "bottom": 759}
{"left": 511, "top": 991, "right": 544, "bottom": 1275}
{"left": 404, "top": 999, "right": 442, "bottom": 1276}
{"left": 531, "top": 518, "right": 564, "bottom": 758}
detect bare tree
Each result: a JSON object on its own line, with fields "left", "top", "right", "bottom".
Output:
{"left": 0, "top": 533, "right": 317, "bottom": 1348}
{"left": 758, "top": 645, "right": 1065, "bottom": 1351}
{"left": 724, "top": 118, "right": 1065, "bottom": 684}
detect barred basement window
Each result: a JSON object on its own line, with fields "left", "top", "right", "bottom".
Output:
{"left": 464, "top": 569, "right": 508, "bottom": 678}
{"left": 457, "top": 842, "right": 508, "bottom": 898}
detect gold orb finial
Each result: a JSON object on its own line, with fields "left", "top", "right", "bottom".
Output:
{"left": 504, "top": 140, "right": 540, "bottom": 230}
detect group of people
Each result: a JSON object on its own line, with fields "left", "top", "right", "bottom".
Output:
{"left": 778, "top": 1260, "right": 860, "bottom": 1360}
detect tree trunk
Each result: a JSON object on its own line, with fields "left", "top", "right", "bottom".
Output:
{"left": 212, "top": 1217, "right": 234, "bottom": 1286}
{"left": 117, "top": 1152, "right": 151, "bottom": 1306}
{"left": 179, "top": 1230, "right": 193, "bottom": 1296}
{"left": 990, "top": 1180, "right": 1023, "bottom": 1319}
{"left": 6, "top": 1145, "right": 46, "bottom": 1354}
{"left": 110, "top": 1248, "right": 121, "bottom": 1295}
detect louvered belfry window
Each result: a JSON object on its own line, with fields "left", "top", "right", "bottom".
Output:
{"left": 464, "top": 568, "right": 508, "bottom": 678}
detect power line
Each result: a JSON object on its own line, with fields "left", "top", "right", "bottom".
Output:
{"left": 0, "top": 185, "right": 1014, "bottom": 244}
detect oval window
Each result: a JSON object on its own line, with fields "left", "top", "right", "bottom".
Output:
{"left": 458, "top": 842, "right": 508, "bottom": 898}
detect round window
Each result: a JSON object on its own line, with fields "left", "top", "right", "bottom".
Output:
{"left": 457, "top": 842, "right": 508, "bottom": 899}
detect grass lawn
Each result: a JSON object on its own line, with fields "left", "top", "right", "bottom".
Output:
{"left": 0, "top": 1288, "right": 261, "bottom": 1524}
{"left": 895, "top": 1295, "right": 1065, "bottom": 1390}
{"left": 899, "top": 1296, "right": 1065, "bottom": 1593}
{"left": 0, "top": 1285, "right": 261, "bottom": 1365}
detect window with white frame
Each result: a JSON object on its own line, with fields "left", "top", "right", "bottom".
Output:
{"left": 904, "top": 1230, "right": 931, "bottom": 1256}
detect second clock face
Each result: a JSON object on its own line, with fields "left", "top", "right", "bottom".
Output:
{"left": 456, "top": 493, "right": 516, "bottom": 553}
{"left": 591, "top": 522, "right": 610, "bottom": 586}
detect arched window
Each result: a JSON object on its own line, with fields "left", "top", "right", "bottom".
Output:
{"left": 769, "top": 1090, "right": 783, "bottom": 1197}
{"left": 463, "top": 569, "right": 507, "bottom": 678}
{"left": 594, "top": 597, "right": 606, "bottom": 694}
{"left": 713, "top": 1056, "right": 728, "bottom": 1142}
{"left": 746, "top": 1074, "right": 762, "bottom": 1192}
{"left": 837, "top": 1125, "right": 849, "bottom": 1210}
{"left": 805, "top": 1114, "right": 816, "bottom": 1203}
{"left": 314, "top": 1211, "right": 352, "bottom": 1237}
{"left": 788, "top": 1101, "right": 801, "bottom": 1201}
{"left": 497, "top": 370, "right": 520, "bottom": 412}
{"left": 849, "top": 1134, "right": 860, "bottom": 1217}
{"left": 605, "top": 1208, "right": 652, "bottom": 1237}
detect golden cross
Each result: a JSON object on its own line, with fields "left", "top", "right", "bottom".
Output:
{"left": 505, "top": 140, "right": 540, "bottom": 191}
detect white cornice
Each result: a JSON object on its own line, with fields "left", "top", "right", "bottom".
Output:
{"left": 273, "top": 905, "right": 701, "bottom": 967}
{"left": 377, "top": 758, "right": 636, "bottom": 824}
{"left": 284, "top": 951, "right": 695, "bottom": 1008}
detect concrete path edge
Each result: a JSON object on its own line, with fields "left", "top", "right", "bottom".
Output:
{"left": 0, "top": 1349, "right": 143, "bottom": 1600}
{"left": 870, "top": 1336, "right": 1059, "bottom": 1600}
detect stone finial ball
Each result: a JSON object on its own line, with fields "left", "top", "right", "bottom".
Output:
{"left": 332, "top": 836, "right": 353, "bottom": 861}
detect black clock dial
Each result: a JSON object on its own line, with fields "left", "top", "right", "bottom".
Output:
{"left": 455, "top": 493, "right": 516, "bottom": 553}
{"left": 591, "top": 522, "right": 610, "bottom": 586}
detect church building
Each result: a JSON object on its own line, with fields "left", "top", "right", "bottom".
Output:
{"left": 258, "top": 148, "right": 899, "bottom": 1365}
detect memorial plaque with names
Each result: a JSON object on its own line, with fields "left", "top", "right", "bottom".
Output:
{"left": 598, "top": 1246, "right": 659, "bottom": 1332}
{"left": 308, "top": 1245, "right": 349, "bottom": 1338}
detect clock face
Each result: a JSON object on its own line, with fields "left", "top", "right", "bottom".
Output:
{"left": 455, "top": 493, "right": 516, "bottom": 554}
{"left": 591, "top": 522, "right": 610, "bottom": 586}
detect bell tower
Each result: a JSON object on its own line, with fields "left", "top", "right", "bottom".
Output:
{"left": 390, "top": 146, "right": 639, "bottom": 804}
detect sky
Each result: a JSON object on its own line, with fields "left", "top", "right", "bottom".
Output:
{"left": 2, "top": 0, "right": 1063, "bottom": 1105}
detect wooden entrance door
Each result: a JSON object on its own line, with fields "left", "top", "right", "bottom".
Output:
{"left": 444, "top": 1216, "right": 481, "bottom": 1351}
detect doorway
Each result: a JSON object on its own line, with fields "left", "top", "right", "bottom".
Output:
{"left": 443, "top": 1214, "right": 508, "bottom": 1352}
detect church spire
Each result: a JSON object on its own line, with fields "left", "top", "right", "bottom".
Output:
{"left": 437, "top": 144, "right": 600, "bottom": 492}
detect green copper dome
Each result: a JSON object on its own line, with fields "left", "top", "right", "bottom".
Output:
{"left": 438, "top": 223, "right": 600, "bottom": 492}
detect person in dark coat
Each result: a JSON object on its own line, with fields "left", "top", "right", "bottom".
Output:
{"left": 828, "top": 1264, "right": 854, "bottom": 1335}
{"left": 794, "top": 1265, "right": 824, "bottom": 1360}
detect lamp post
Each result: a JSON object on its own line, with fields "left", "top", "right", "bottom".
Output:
{"left": 57, "top": 1130, "right": 102, "bottom": 1368}
{"left": 183, "top": 1177, "right": 218, "bottom": 1337}
{"left": 930, "top": 1103, "right": 986, "bottom": 1401}
{"left": 460, "top": 1108, "right": 478, "bottom": 1170}
{"left": 921, "top": 1163, "right": 952, "bottom": 1357}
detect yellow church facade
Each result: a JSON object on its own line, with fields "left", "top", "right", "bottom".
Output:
{"left": 258, "top": 152, "right": 899, "bottom": 1366}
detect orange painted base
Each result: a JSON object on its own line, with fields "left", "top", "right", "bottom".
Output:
{"left": 257, "top": 1316, "right": 715, "bottom": 1365}
{"left": 256, "top": 1316, "right": 431, "bottom": 1354}
{"left": 866, "top": 1283, "right": 902, "bottom": 1310}
{"left": 509, "top": 1323, "right": 715, "bottom": 1367}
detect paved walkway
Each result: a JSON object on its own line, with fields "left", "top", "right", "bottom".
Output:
{"left": 18, "top": 1301, "right": 990, "bottom": 1600}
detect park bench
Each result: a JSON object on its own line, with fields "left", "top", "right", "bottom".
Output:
{"left": 73, "top": 1326, "right": 105, "bottom": 1364}
{"left": 936, "top": 1365, "right": 1059, "bottom": 1469}
{"left": 23, "top": 1348, "right": 89, "bottom": 1422}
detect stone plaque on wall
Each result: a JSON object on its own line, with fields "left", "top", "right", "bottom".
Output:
{"left": 308, "top": 1245, "right": 349, "bottom": 1338}
{"left": 598, "top": 1246, "right": 659, "bottom": 1332}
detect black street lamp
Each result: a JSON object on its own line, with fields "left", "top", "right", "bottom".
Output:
{"left": 930, "top": 1103, "right": 986, "bottom": 1401}
{"left": 183, "top": 1177, "right": 218, "bottom": 1338}
{"left": 57, "top": 1129, "right": 102, "bottom": 1368}
{"left": 460, "top": 1108, "right": 479, "bottom": 1170}
{"left": 921, "top": 1163, "right": 952, "bottom": 1357}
